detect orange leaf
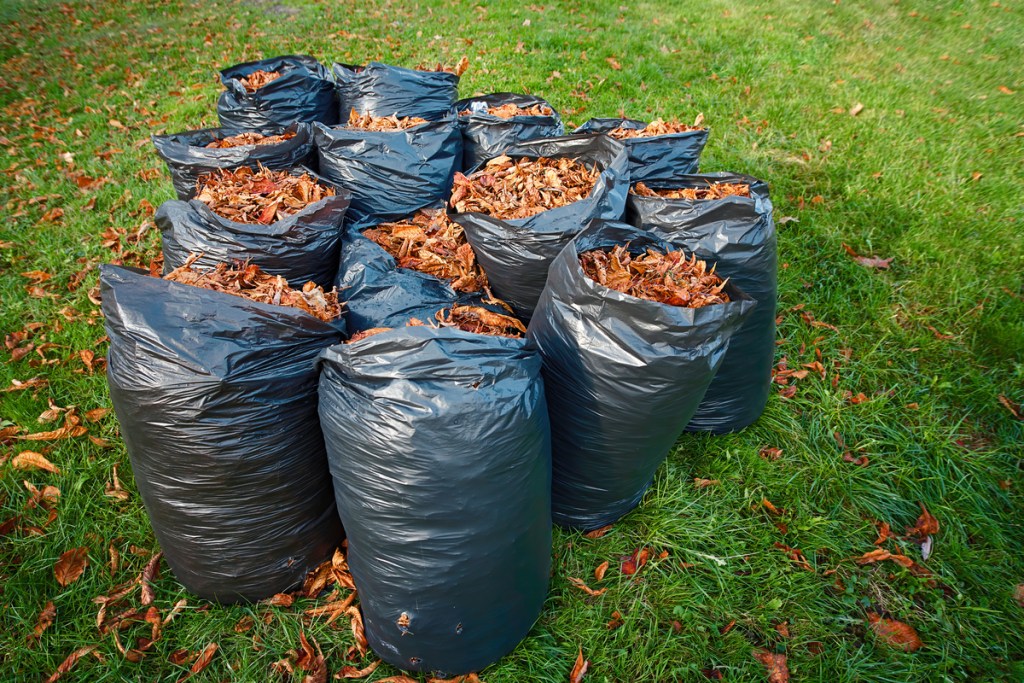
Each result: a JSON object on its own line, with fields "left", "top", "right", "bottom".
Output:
{"left": 694, "top": 478, "right": 720, "bottom": 488}
{"left": 84, "top": 408, "right": 110, "bottom": 422}
{"left": 44, "top": 645, "right": 96, "bottom": 683}
{"left": 998, "top": 395, "right": 1023, "bottom": 420}
{"left": 998, "top": 85, "right": 1015, "bottom": 94}
{"left": 54, "top": 547, "right": 89, "bottom": 587}
{"left": 1014, "top": 584, "right": 1024, "bottom": 608}
{"left": 261, "top": 593, "right": 294, "bottom": 607}
{"left": 568, "top": 577, "right": 607, "bottom": 597}
{"left": 570, "top": 646, "right": 589, "bottom": 683}
{"left": 866, "top": 612, "right": 923, "bottom": 652}
{"left": 338, "top": 660, "right": 382, "bottom": 678}
{"left": 141, "top": 552, "right": 163, "bottom": 605}
{"left": 753, "top": 649, "right": 789, "bottom": 683}
{"left": 178, "top": 643, "right": 217, "bottom": 681}
{"left": 347, "top": 606, "right": 367, "bottom": 656}
{"left": 583, "top": 524, "right": 613, "bottom": 539}
{"left": 29, "top": 600, "right": 57, "bottom": 643}
{"left": 376, "top": 678, "right": 419, "bottom": 683}
{"left": 620, "top": 547, "right": 651, "bottom": 576}
{"left": 606, "top": 57, "right": 622, "bottom": 70}
{"left": 12, "top": 451, "right": 61, "bottom": 474}
{"left": 594, "top": 561, "right": 609, "bottom": 582}
{"left": 904, "top": 503, "right": 939, "bottom": 541}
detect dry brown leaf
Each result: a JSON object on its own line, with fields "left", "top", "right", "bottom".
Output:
{"left": 842, "top": 243, "right": 893, "bottom": 270}
{"left": 12, "top": 451, "right": 61, "bottom": 474}
{"left": 570, "top": 646, "right": 589, "bottom": 682}
{"left": 904, "top": 503, "right": 939, "bottom": 542}
{"left": 849, "top": 103, "right": 865, "bottom": 116}
{"left": 583, "top": 525, "right": 613, "bottom": 539}
{"left": 632, "top": 181, "right": 750, "bottom": 200}
{"left": 866, "top": 612, "right": 923, "bottom": 652}
{"left": 581, "top": 245, "right": 730, "bottom": 308}
{"left": 607, "top": 118, "right": 704, "bottom": 139}
{"left": 239, "top": 69, "right": 280, "bottom": 92}
{"left": 54, "top": 547, "right": 89, "bottom": 587}
{"left": 347, "top": 606, "right": 368, "bottom": 656}
{"left": 568, "top": 577, "right": 607, "bottom": 597}
{"left": 20, "top": 413, "right": 88, "bottom": 441}
{"left": 29, "top": 600, "right": 57, "bottom": 644}
{"left": 998, "top": 395, "right": 1023, "bottom": 420}
{"left": 105, "top": 464, "right": 129, "bottom": 501}
{"left": 753, "top": 649, "right": 790, "bottom": 683}
{"left": 435, "top": 305, "right": 526, "bottom": 338}
{"left": 759, "top": 447, "right": 783, "bottom": 461}
{"left": 460, "top": 103, "right": 554, "bottom": 119}
{"left": 606, "top": 57, "right": 622, "bottom": 70}
{"left": 1014, "top": 584, "right": 1024, "bottom": 608}
{"left": 694, "top": 478, "right": 720, "bottom": 488}
{"left": 873, "top": 521, "right": 894, "bottom": 546}
{"left": 620, "top": 547, "right": 651, "bottom": 576}
{"left": 337, "top": 659, "right": 382, "bottom": 679}
{"left": 346, "top": 109, "right": 428, "bottom": 131}
{"left": 206, "top": 130, "right": 297, "bottom": 148}
{"left": 44, "top": 645, "right": 96, "bottom": 683}
{"left": 376, "top": 677, "right": 420, "bottom": 683}
{"left": 195, "top": 165, "right": 335, "bottom": 225}
{"left": 84, "top": 408, "right": 110, "bottom": 422}
{"left": 774, "top": 543, "right": 813, "bottom": 572}
{"left": 594, "top": 561, "right": 609, "bottom": 582}
{"left": 262, "top": 593, "right": 295, "bottom": 607}
{"left": 141, "top": 552, "right": 163, "bottom": 605}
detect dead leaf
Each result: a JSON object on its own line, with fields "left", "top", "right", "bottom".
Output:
{"left": 620, "top": 547, "right": 651, "bottom": 575}
{"left": 594, "top": 561, "right": 609, "bottom": 582}
{"left": 873, "top": 522, "right": 894, "bottom": 545}
{"left": 997, "top": 395, "right": 1023, "bottom": 420}
{"left": 376, "top": 677, "right": 419, "bottom": 683}
{"left": 29, "top": 600, "right": 57, "bottom": 644}
{"left": 177, "top": 643, "right": 217, "bottom": 681}
{"left": 849, "top": 103, "right": 865, "bottom": 116}
{"left": 568, "top": 577, "right": 607, "bottom": 597}
{"left": 583, "top": 525, "right": 613, "bottom": 539}
{"left": 842, "top": 243, "right": 892, "bottom": 269}
{"left": 141, "top": 552, "right": 163, "bottom": 605}
{"left": 347, "top": 606, "right": 367, "bottom": 656}
{"left": 1014, "top": 584, "right": 1024, "bottom": 608}
{"left": 694, "top": 478, "right": 720, "bottom": 488}
{"left": 84, "top": 408, "right": 109, "bottom": 422}
{"left": 105, "top": 464, "right": 129, "bottom": 501}
{"left": 753, "top": 649, "right": 789, "bottom": 683}
{"left": 44, "top": 645, "right": 96, "bottom": 683}
{"left": 20, "top": 413, "right": 88, "bottom": 441}
{"left": 54, "top": 547, "right": 89, "bottom": 587}
{"left": 337, "top": 660, "right": 382, "bottom": 678}
{"left": 759, "top": 447, "right": 783, "bottom": 461}
{"left": 866, "top": 612, "right": 923, "bottom": 652}
{"left": 12, "top": 451, "right": 60, "bottom": 474}
{"left": 262, "top": 593, "right": 295, "bottom": 607}
{"left": 904, "top": 503, "right": 939, "bottom": 542}
{"left": 606, "top": 57, "right": 621, "bottom": 70}
{"left": 998, "top": 85, "right": 1015, "bottom": 94}
{"left": 570, "top": 646, "right": 589, "bottom": 682}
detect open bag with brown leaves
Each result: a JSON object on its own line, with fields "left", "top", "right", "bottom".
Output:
{"left": 454, "top": 92, "right": 564, "bottom": 169}
{"left": 332, "top": 59, "right": 465, "bottom": 122}
{"left": 217, "top": 55, "right": 338, "bottom": 131}
{"left": 628, "top": 172, "right": 777, "bottom": 433}
{"left": 448, "top": 134, "right": 629, "bottom": 322}
{"left": 100, "top": 264, "right": 346, "bottom": 602}
{"left": 151, "top": 122, "right": 315, "bottom": 200}
{"left": 317, "top": 320, "right": 550, "bottom": 675}
{"left": 573, "top": 115, "right": 708, "bottom": 183}
{"left": 526, "top": 221, "right": 756, "bottom": 530}
{"left": 313, "top": 114, "right": 462, "bottom": 224}
{"left": 156, "top": 166, "right": 350, "bottom": 287}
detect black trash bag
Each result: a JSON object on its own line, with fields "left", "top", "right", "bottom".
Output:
{"left": 454, "top": 93, "right": 565, "bottom": 170}
{"left": 101, "top": 265, "right": 345, "bottom": 602}
{"left": 217, "top": 55, "right": 338, "bottom": 131}
{"left": 449, "top": 135, "right": 629, "bottom": 322}
{"left": 156, "top": 169, "right": 350, "bottom": 288}
{"left": 627, "top": 173, "right": 777, "bottom": 433}
{"left": 332, "top": 61, "right": 459, "bottom": 121}
{"left": 318, "top": 326, "right": 551, "bottom": 674}
{"left": 336, "top": 210, "right": 470, "bottom": 330}
{"left": 313, "top": 117, "right": 462, "bottom": 224}
{"left": 573, "top": 117, "right": 708, "bottom": 183}
{"left": 151, "top": 123, "right": 316, "bottom": 200}
{"left": 527, "top": 221, "right": 756, "bottom": 530}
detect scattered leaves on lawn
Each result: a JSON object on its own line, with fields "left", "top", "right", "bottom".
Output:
{"left": 205, "top": 130, "right": 297, "bottom": 148}
{"left": 44, "top": 645, "right": 96, "bottom": 683}
{"left": 416, "top": 56, "right": 470, "bottom": 76}
{"left": 752, "top": 649, "right": 789, "bottom": 683}
{"left": 54, "top": 547, "right": 89, "bottom": 587}
{"left": 842, "top": 243, "right": 893, "bottom": 269}
{"left": 570, "top": 646, "right": 589, "bottom": 682}
{"left": 580, "top": 245, "right": 731, "bottom": 307}
{"left": 163, "top": 257, "right": 341, "bottom": 321}
{"left": 450, "top": 155, "right": 599, "bottom": 219}
{"left": 364, "top": 209, "right": 488, "bottom": 292}
{"left": 12, "top": 451, "right": 61, "bottom": 473}
{"left": 632, "top": 181, "right": 750, "bottom": 200}
{"left": 346, "top": 109, "right": 429, "bottom": 131}
{"left": 20, "top": 412, "right": 88, "bottom": 441}
{"left": 866, "top": 612, "right": 922, "bottom": 652}
{"left": 195, "top": 165, "right": 335, "bottom": 225}
{"left": 606, "top": 116, "right": 705, "bottom": 139}
{"left": 568, "top": 577, "right": 607, "bottom": 597}
{"left": 238, "top": 69, "right": 280, "bottom": 92}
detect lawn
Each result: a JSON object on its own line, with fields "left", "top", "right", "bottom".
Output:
{"left": 1, "top": 0, "right": 1022, "bottom": 681}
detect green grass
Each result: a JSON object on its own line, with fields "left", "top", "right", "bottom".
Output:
{"left": 1, "top": 0, "right": 1022, "bottom": 680}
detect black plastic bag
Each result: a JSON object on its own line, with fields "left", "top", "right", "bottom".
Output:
{"left": 627, "top": 173, "right": 777, "bottom": 433}
{"left": 218, "top": 55, "right": 338, "bottom": 131}
{"left": 151, "top": 123, "right": 316, "bottom": 200}
{"left": 156, "top": 169, "right": 350, "bottom": 288}
{"left": 573, "top": 117, "right": 708, "bottom": 183}
{"left": 101, "top": 265, "right": 345, "bottom": 602}
{"left": 527, "top": 221, "right": 756, "bottom": 530}
{"left": 333, "top": 61, "right": 458, "bottom": 121}
{"left": 449, "top": 135, "right": 629, "bottom": 322}
{"left": 454, "top": 93, "right": 564, "bottom": 170}
{"left": 318, "top": 327, "right": 551, "bottom": 674}
{"left": 313, "top": 118, "right": 462, "bottom": 224}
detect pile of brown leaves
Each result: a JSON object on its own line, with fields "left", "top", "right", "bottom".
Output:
{"left": 450, "top": 155, "right": 600, "bottom": 219}
{"left": 632, "top": 181, "right": 751, "bottom": 201}
{"left": 238, "top": 69, "right": 281, "bottom": 92}
{"left": 606, "top": 115, "right": 705, "bottom": 139}
{"left": 347, "top": 304, "right": 525, "bottom": 342}
{"left": 416, "top": 56, "right": 470, "bottom": 76}
{"left": 345, "top": 109, "right": 429, "bottom": 131}
{"left": 363, "top": 209, "right": 487, "bottom": 292}
{"left": 580, "top": 245, "right": 731, "bottom": 308}
{"left": 204, "top": 131, "right": 297, "bottom": 149}
{"left": 194, "top": 166, "right": 334, "bottom": 224}
{"left": 161, "top": 256, "right": 341, "bottom": 321}
{"left": 460, "top": 103, "right": 554, "bottom": 118}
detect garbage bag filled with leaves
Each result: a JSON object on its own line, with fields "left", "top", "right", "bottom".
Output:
{"left": 314, "top": 114, "right": 462, "bottom": 223}
{"left": 151, "top": 123, "right": 316, "bottom": 200}
{"left": 455, "top": 92, "right": 564, "bottom": 169}
{"left": 573, "top": 116, "right": 708, "bottom": 183}
{"left": 338, "top": 206, "right": 492, "bottom": 330}
{"left": 217, "top": 55, "right": 338, "bottom": 131}
{"left": 448, "top": 134, "right": 629, "bottom": 322}
{"left": 527, "top": 221, "right": 756, "bottom": 530}
{"left": 628, "top": 173, "right": 777, "bottom": 433}
{"left": 332, "top": 59, "right": 466, "bottom": 122}
{"left": 157, "top": 166, "right": 349, "bottom": 287}
{"left": 318, "top": 322, "right": 550, "bottom": 675}
{"left": 101, "top": 263, "right": 346, "bottom": 602}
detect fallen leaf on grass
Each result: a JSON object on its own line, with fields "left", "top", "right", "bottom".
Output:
{"left": 583, "top": 525, "right": 613, "bottom": 539}
{"left": 1014, "top": 584, "right": 1024, "bottom": 608}
{"left": 606, "top": 610, "right": 623, "bottom": 630}
{"left": 570, "top": 646, "right": 589, "bottom": 682}
{"left": 376, "top": 677, "right": 420, "bottom": 683}
{"left": 842, "top": 243, "right": 892, "bottom": 269}
{"left": 759, "top": 447, "right": 783, "bottom": 461}
{"left": 694, "top": 478, "right": 719, "bottom": 488}
{"left": 54, "top": 547, "right": 89, "bottom": 586}
{"left": 866, "top": 612, "right": 922, "bottom": 652}
{"left": 569, "top": 577, "right": 607, "bottom": 596}
{"left": 28, "top": 600, "right": 56, "bottom": 645}
{"left": 295, "top": 631, "right": 327, "bottom": 681}
{"left": 849, "top": 103, "right": 865, "bottom": 116}
{"left": 620, "top": 547, "right": 651, "bottom": 575}
{"left": 140, "top": 552, "right": 162, "bottom": 605}
{"left": 606, "top": 57, "right": 621, "bottom": 70}
{"left": 347, "top": 606, "right": 368, "bottom": 656}
{"left": 262, "top": 593, "right": 295, "bottom": 607}
{"left": 774, "top": 543, "right": 813, "bottom": 572}
{"left": 904, "top": 503, "right": 939, "bottom": 542}
{"left": 3, "top": 377, "right": 48, "bottom": 393}
{"left": 594, "top": 561, "right": 609, "bottom": 581}
{"left": 753, "top": 649, "right": 789, "bottom": 683}
{"left": 12, "top": 451, "right": 60, "bottom": 473}
{"left": 20, "top": 413, "right": 88, "bottom": 441}
{"left": 337, "top": 659, "right": 381, "bottom": 678}
{"left": 105, "top": 464, "right": 130, "bottom": 501}
{"left": 44, "top": 645, "right": 96, "bottom": 683}
{"left": 873, "top": 521, "right": 894, "bottom": 545}
{"left": 998, "top": 395, "right": 1023, "bottom": 420}
{"left": 998, "top": 85, "right": 1015, "bottom": 95}
{"left": 177, "top": 642, "right": 217, "bottom": 681}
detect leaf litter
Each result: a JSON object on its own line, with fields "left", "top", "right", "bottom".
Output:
{"left": 631, "top": 181, "right": 751, "bottom": 200}
{"left": 579, "top": 245, "right": 731, "bottom": 308}
{"left": 194, "top": 165, "right": 335, "bottom": 225}
{"left": 605, "top": 115, "right": 705, "bottom": 139}
{"left": 345, "top": 109, "right": 429, "bottom": 131}
{"left": 205, "top": 130, "right": 297, "bottom": 149}
{"left": 415, "top": 56, "right": 470, "bottom": 76}
{"left": 347, "top": 304, "right": 526, "bottom": 342}
{"left": 238, "top": 69, "right": 280, "bottom": 92}
{"left": 449, "top": 155, "right": 600, "bottom": 220}
{"left": 459, "top": 103, "right": 554, "bottom": 118}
